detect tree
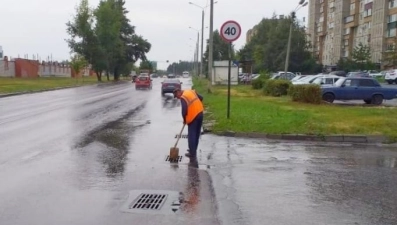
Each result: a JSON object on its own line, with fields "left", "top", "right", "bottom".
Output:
{"left": 237, "top": 13, "right": 319, "bottom": 73}
{"left": 166, "top": 61, "right": 196, "bottom": 74}
{"left": 66, "top": 0, "right": 151, "bottom": 82}
{"left": 112, "top": 0, "right": 151, "bottom": 80}
{"left": 66, "top": 0, "right": 105, "bottom": 81}
{"left": 139, "top": 61, "right": 153, "bottom": 70}
{"left": 351, "top": 42, "right": 372, "bottom": 70}
{"left": 94, "top": 0, "right": 123, "bottom": 81}
{"left": 383, "top": 39, "right": 397, "bottom": 69}
{"left": 203, "top": 30, "right": 235, "bottom": 75}
{"left": 70, "top": 54, "right": 87, "bottom": 83}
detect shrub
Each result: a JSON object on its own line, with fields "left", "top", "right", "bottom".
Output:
{"left": 288, "top": 84, "right": 322, "bottom": 104}
{"left": 251, "top": 78, "right": 264, "bottom": 89}
{"left": 251, "top": 72, "right": 270, "bottom": 89}
{"left": 263, "top": 80, "right": 291, "bottom": 97}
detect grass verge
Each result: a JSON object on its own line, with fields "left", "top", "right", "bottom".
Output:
{"left": 0, "top": 76, "right": 111, "bottom": 94}
{"left": 193, "top": 77, "right": 397, "bottom": 139}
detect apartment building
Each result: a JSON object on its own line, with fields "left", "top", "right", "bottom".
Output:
{"left": 308, "top": 0, "right": 397, "bottom": 69}
{"left": 246, "top": 25, "right": 258, "bottom": 43}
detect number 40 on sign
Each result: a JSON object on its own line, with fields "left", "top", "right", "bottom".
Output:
{"left": 220, "top": 20, "right": 241, "bottom": 43}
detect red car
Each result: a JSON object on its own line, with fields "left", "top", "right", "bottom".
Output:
{"left": 135, "top": 75, "right": 152, "bottom": 90}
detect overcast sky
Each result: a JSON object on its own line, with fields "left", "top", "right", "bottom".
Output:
{"left": 0, "top": 0, "right": 308, "bottom": 70}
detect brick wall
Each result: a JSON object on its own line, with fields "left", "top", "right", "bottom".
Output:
{"left": 0, "top": 58, "right": 16, "bottom": 77}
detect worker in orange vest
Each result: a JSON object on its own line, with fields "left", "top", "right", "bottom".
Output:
{"left": 173, "top": 88, "right": 204, "bottom": 159}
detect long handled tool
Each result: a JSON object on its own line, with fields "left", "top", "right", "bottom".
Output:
{"left": 170, "top": 124, "right": 185, "bottom": 161}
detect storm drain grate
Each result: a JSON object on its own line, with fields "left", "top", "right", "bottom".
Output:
{"left": 129, "top": 193, "right": 168, "bottom": 210}
{"left": 165, "top": 155, "right": 183, "bottom": 162}
{"left": 175, "top": 134, "right": 188, "bottom": 138}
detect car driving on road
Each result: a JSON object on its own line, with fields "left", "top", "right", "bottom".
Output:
{"left": 161, "top": 79, "right": 182, "bottom": 96}
{"left": 135, "top": 75, "right": 152, "bottom": 90}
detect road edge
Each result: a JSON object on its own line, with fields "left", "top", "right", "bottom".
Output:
{"left": 0, "top": 80, "right": 129, "bottom": 98}
{"left": 202, "top": 125, "right": 395, "bottom": 145}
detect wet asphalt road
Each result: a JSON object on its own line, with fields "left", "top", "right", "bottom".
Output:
{"left": 1, "top": 78, "right": 397, "bottom": 225}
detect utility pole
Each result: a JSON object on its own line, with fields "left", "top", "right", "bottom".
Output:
{"left": 200, "top": 9, "right": 204, "bottom": 76}
{"left": 196, "top": 31, "right": 199, "bottom": 76}
{"left": 207, "top": 0, "right": 214, "bottom": 91}
{"left": 284, "top": 0, "right": 308, "bottom": 74}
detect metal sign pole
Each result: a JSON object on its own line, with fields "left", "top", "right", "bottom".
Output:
{"left": 227, "top": 42, "right": 232, "bottom": 119}
{"left": 220, "top": 20, "right": 241, "bottom": 120}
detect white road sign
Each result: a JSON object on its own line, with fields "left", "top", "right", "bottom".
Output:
{"left": 220, "top": 20, "right": 241, "bottom": 42}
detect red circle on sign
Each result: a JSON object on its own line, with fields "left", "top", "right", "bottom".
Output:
{"left": 220, "top": 20, "right": 241, "bottom": 43}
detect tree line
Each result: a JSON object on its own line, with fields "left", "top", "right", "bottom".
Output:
{"left": 238, "top": 13, "right": 321, "bottom": 74}
{"left": 66, "top": 0, "right": 151, "bottom": 81}
{"left": 198, "top": 13, "right": 321, "bottom": 75}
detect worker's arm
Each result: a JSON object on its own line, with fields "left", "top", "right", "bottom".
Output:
{"left": 196, "top": 93, "right": 203, "bottom": 102}
{"left": 180, "top": 99, "right": 187, "bottom": 124}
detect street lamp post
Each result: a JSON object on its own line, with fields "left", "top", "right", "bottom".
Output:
{"left": 189, "top": 27, "right": 200, "bottom": 76}
{"left": 189, "top": 1, "right": 217, "bottom": 77}
{"left": 284, "top": 0, "right": 308, "bottom": 75}
{"left": 208, "top": 0, "right": 214, "bottom": 85}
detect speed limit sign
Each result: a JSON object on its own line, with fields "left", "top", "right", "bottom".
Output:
{"left": 220, "top": 20, "right": 241, "bottom": 42}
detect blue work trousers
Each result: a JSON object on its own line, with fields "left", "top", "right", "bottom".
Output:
{"left": 187, "top": 112, "right": 203, "bottom": 157}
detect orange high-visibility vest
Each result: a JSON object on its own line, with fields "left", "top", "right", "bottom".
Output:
{"left": 181, "top": 90, "right": 204, "bottom": 124}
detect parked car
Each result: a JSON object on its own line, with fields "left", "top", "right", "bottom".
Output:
{"left": 251, "top": 74, "right": 260, "bottom": 80}
{"left": 271, "top": 71, "right": 296, "bottom": 80}
{"left": 310, "top": 75, "right": 340, "bottom": 86}
{"left": 367, "top": 70, "right": 383, "bottom": 78}
{"left": 292, "top": 75, "right": 340, "bottom": 86}
{"left": 161, "top": 79, "right": 182, "bottom": 96}
{"left": 321, "top": 77, "right": 397, "bottom": 105}
{"left": 385, "top": 69, "right": 397, "bottom": 84}
{"left": 135, "top": 75, "right": 152, "bottom": 90}
{"left": 329, "top": 70, "right": 346, "bottom": 77}
{"left": 347, "top": 71, "right": 370, "bottom": 77}
{"left": 290, "top": 75, "right": 307, "bottom": 82}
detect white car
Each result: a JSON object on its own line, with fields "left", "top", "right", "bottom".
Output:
{"left": 368, "top": 70, "right": 383, "bottom": 78}
{"left": 292, "top": 75, "right": 340, "bottom": 86}
{"left": 385, "top": 69, "right": 397, "bottom": 84}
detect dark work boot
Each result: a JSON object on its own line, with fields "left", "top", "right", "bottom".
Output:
{"left": 185, "top": 152, "right": 196, "bottom": 158}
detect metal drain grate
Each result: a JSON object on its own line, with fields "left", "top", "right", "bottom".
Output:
{"left": 175, "top": 134, "right": 188, "bottom": 138}
{"left": 165, "top": 155, "right": 183, "bottom": 162}
{"left": 129, "top": 193, "right": 168, "bottom": 210}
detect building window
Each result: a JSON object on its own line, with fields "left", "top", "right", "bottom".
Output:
{"left": 364, "top": 8, "right": 372, "bottom": 17}
{"left": 389, "top": 14, "right": 397, "bottom": 23}
{"left": 364, "top": 2, "right": 373, "bottom": 17}
{"left": 345, "top": 15, "right": 354, "bottom": 23}
{"left": 350, "top": 3, "right": 355, "bottom": 11}
{"left": 387, "top": 28, "right": 396, "bottom": 37}
{"left": 386, "top": 43, "right": 395, "bottom": 51}
{"left": 390, "top": 0, "right": 397, "bottom": 9}
{"left": 344, "top": 28, "right": 350, "bottom": 35}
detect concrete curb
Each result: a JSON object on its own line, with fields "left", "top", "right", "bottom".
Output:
{"left": 213, "top": 131, "right": 392, "bottom": 144}
{"left": 0, "top": 80, "right": 128, "bottom": 98}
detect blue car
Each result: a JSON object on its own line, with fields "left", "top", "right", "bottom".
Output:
{"left": 321, "top": 77, "right": 397, "bottom": 105}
